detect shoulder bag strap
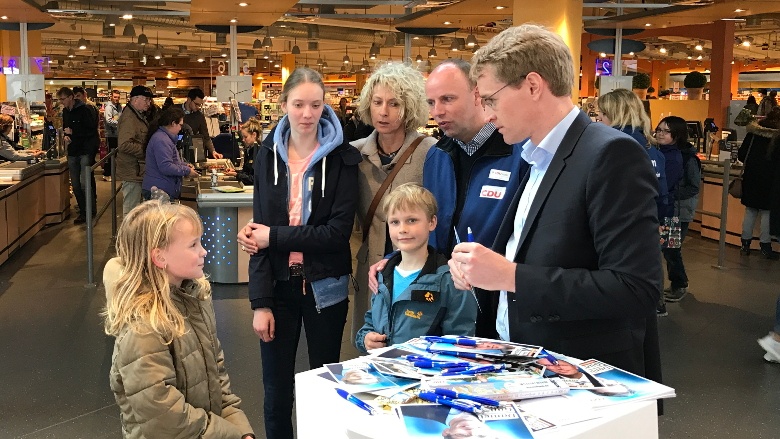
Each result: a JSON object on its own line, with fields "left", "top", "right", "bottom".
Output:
{"left": 740, "top": 135, "right": 756, "bottom": 177}
{"left": 362, "top": 135, "right": 427, "bottom": 243}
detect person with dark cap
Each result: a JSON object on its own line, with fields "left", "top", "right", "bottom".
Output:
{"left": 116, "top": 85, "right": 153, "bottom": 216}
{"left": 58, "top": 86, "right": 100, "bottom": 224}
{"left": 183, "top": 88, "right": 222, "bottom": 159}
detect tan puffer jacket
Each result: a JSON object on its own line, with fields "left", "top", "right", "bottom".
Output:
{"left": 116, "top": 105, "right": 149, "bottom": 183}
{"left": 109, "top": 282, "right": 254, "bottom": 439}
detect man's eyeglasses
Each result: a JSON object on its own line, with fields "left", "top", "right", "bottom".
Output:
{"left": 480, "top": 75, "right": 526, "bottom": 110}
{"left": 655, "top": 128, "right": 671, "bottom": 134}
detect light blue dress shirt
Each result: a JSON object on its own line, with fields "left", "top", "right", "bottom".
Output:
{"left": 496, "top": 107, "right": 581, "bottom": 341}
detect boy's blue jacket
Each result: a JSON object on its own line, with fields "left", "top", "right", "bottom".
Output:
{"left": 423, "top": 130, "right": 528, "bottom": 253}
{"left": 248, "top": 105, "right": 361, "bottom": 311}
{"left": 355, "top": 247, "right": 477, "bottom": 353}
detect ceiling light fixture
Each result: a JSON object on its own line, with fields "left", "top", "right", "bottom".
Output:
{"left": 262, "top": 29, "right": 272, "bottom": 48}
{"left": 138, "top": 26, "right": 148, "bottom": 45}
{"left": 343, "top": 45, "right": 350, "bottom": 64}
{"left": 239, "top": 2, "right": 248, "bottom": 6}
{"left": 122, "top": 23, "right": 135, "bottom": 37}
{"left": 121, "top": 14, "right": 133, "bottom": 20}
{"left": 291, "top": 37, "right": 300, "bottom": 55}
{"left": 253, "top": 38, "right": 262, "bottom": 50}
{"left": 443, "top": 21, "right": 452, "bottom": 25}
{"left": 495, "top": 5, "right": 505, "bottom": 9}
{"left": 645, "top": 23, "right": 652, "bottom": 27}
{"left": 465, "top": 31, "right": 478, "bottom": 47}
{"left": 230, "top": 18, "right": 237, "bottom": 23}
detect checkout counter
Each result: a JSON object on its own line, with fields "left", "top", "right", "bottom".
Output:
{"left": 184, "top": 159, "right": 253, "bottom": 284}
{"left": 0, "top": 157, "right": 70, "bottom": 266}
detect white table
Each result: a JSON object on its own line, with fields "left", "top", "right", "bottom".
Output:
{"left": 295, "top": 366, "right": 658, "bottom": 439}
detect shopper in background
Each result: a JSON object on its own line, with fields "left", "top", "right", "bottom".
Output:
{"left": 59, "top": 86, "right": 100, "bottom": 225}
{"left": 236, "top": 67, "right": 360, "bottom": 439}
{"left": 757, "top": 88, "right": 777, "bottom": 117}
{"left": 596, "top": 89, "right": 669, "bottom": 223}
{"left": 116, "top": 85, "right": 153, "bottom": 216}
{"left": 738, "top": 107, "right": 780, "bottom": 260}
{"left": 448, "top": 24, "right": 662, "bottom": 378}
{"left": 103, "top": 200, "right": 255, "bottom": 439}
{"left": 351, "top": 62, "right": 437, "bottom": 338}
{"left": 744, "top": 95, "right": 759, "bottom": 115}
{"left": 0, "top": 114, "right": 45, "bottom": 162}
{"left": 655, "top": 116, "right": 699, "bottom": 304}
{"left": 343, "top": 111, "right": 373, "bottom": 141}
{"left": 224, "top": 117, "right": 261, "bottom": 186}
{"left": 142, "top": 107, "right": 198, "bottom": 201}
{"left": 161, "top": 96, "right": 174, "bottom": 111}
{"left": 183, "top": 88, "right": 223, "bottom": 159}
{"left": 335, "top": 97, "right": 349, "bottom": 126}
{"left": 102, "top": 90, "right": 122, "bottom": 182}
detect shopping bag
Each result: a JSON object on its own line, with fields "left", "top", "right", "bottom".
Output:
{"left": 734, "top": 107, "right": 754, "bottom": 126}
{"left": 660, "top": 216, "right": 682, "bottom": 249}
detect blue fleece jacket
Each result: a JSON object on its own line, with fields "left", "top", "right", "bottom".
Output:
{"left": 423, "top": 130, "right": 528, "bottom": 254}
{"left": 143, "top": 128, "right": 191, "bottom": 199}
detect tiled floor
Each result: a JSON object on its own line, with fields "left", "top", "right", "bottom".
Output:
{"left": 1, "top": 183, "right": 778, "bottom": 438}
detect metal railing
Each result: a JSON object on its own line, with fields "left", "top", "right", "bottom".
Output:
{"left": 84, "top": 148, "right": 121, "bottom": 287}
{"left": 697, "top": 159, "right": 732, "bottom": 270}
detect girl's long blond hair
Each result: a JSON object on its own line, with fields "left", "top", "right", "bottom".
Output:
{"left": 103, "top": 200, "right": 210, "bottom": 343}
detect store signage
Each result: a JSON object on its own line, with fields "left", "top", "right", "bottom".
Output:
{"left": 596, "top": 58, "right": 612, "bottom": 77}
{"left": 0, "top": 57, "right": 50, "bottom": 75}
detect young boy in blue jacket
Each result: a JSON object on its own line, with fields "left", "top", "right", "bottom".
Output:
{"left": 355, "top": 183, "right": 478, "bottom": 353}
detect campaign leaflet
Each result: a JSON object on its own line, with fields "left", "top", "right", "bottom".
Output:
{"left": 325, "top": 360, "right": 400, "bottom": 393}
{"left": 396, "top": 402, "right": 535, "bottom": 439}
{"left": 406, "top": 337, "right": 543, "bottom": 358}
{"left": 541, "top": 356, "right": 676, "bottom": 407}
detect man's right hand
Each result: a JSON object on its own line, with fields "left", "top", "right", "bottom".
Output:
{"left": 367, "top": 259, "right": 388, "bottom": 294}
{"left": 253, "top": 308, "right": 275, "bottom": 342}
{"left": 364, "top": 332, "right": 387, "bottom": 350}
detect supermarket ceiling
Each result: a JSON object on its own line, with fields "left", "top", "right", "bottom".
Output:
{"left": 5, "top": 0, "right": 780, "bottom": 78}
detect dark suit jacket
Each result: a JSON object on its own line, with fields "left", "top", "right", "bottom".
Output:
{"left": 494, "top": 111, "right": 663, "bottom": 377}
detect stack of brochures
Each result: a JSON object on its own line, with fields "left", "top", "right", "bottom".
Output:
{"left": 320, "top": 336, "right": 675, "bottom": 439}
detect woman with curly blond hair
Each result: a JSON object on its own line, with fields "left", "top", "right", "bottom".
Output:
{"left": 351, "top": 62, "right": 437, "bottom": 339}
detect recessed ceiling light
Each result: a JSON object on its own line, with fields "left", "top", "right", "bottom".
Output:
{"left": 599, "top": 52, "right": 606, "bottom": 57}
{"left": 122, "top": 14, "right": 133, "bottom": 20}
{"left": 230, "top": 18, "right": 237, "bottom": 23}
{"left": 734, "top": 8, "right": 745, "bottom": 13}
{"left": 645, "top": 23, "right": 651, "bottom": 27}
{"left": 238, "top": 2, "right": 248, "bottom": 6}
{"left": 1, "top": 16, "right": 8, "bottom": 20}
{"left": 443, "top": 21, "right": 452, "bottom": 25}
{"left": 495, "top": 6, "right": 505, "bottom": 9}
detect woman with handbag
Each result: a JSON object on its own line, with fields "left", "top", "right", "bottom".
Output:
{"left": 738, "top": 107, "right": 780, "bottom": 259}
{"left": 350, "top": 62, "right": 437, "bottom": 339}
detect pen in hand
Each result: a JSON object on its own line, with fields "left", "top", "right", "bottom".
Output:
{"left": 453, "top": 227, "right": 481, "bottom": 313}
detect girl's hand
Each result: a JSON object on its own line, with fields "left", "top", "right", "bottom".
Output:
{"left": 249, "top": 223, "right": 271, "bottom": 250}
{"left": 237, "top": 223, "right": 259, "bottom": 254}
{"left": 253, "top": 308, "right": 275, "bottom": 342}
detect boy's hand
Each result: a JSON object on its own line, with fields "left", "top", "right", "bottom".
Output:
{"left": 367, "top": 259, "right": 388, "bottom": 294}
{"left": 364, "top": 332, "right": 387, "bottom": 350}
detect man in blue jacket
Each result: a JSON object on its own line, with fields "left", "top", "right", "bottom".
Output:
{"left": 424, "top": 59, "right": 528, "bottom": 337}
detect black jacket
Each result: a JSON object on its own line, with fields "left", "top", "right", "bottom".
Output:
{"left": 182, "top": 105, "right": 215, "bottom": 157}
{"left": 235, "top": 142, "right": 257, "bottom": 186}
{"left": 739, "top": 122, "right": 778, "bottom": 210}
{"left": 247, "top": 126, "right": 362, "bottom": 310}
{"left": 63, "top": 100, "right": 100, "bottom": 157}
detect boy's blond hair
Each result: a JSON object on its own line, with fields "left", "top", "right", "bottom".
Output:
{"left": 103, "top": 200, "right": 210, "bottom": 343}
{"left": 382, "top": 183, "right": 437, "bottom": 220}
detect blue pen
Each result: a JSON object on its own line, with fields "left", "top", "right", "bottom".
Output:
{"left": 441, "top": 364, "right": 505, "bottom": 376}
{"left": 427, "top": 347, "right": 483, "bottom": 360}
{"left": 441, "top": 366, "right": 472, "bottom": 374}
{"left": 467, "top": 226, "right": 474, "bottom": 243}
{"left": 453, "top": 227, "right": 482, "bottom": 313}
{"left": 421, "top": 336, "right": 478, "bottom": 346}
{"left": 434, "top": 388, "right": 501, "bottom": 407}
{"left": 413, "top": 360, "right": 471, "bottom": 369}
{"left": 335, "top": 388, "right": 377, "bottom": 415}
{"left": 418, "top": 391, "right": 483, "bottom": 415}
{"left": 540, "top": 349, "right": 559, "bottom": 365}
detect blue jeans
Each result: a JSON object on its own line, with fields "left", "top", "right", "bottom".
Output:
{"left": 68, "top": 154, "right": 96, "bottom": 218}
{"left": 663, "top": 221, "right": 690, "bottom": 289}
{"left": 260, "top": 277, "right": 348, "bottom": 439}
{"left": 741, "top": 207, "right": 772, "bottom": 244}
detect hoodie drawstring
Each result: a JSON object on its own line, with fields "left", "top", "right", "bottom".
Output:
{"left": 273, "top": 142, "right": 279, "bottom": 185}
{"left": 321, "top": 156, "right": 326, "bottom": 197}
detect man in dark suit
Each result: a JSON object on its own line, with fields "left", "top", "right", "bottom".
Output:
{"left": 449, "top": 24, "right": 662, "bottom": 378}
